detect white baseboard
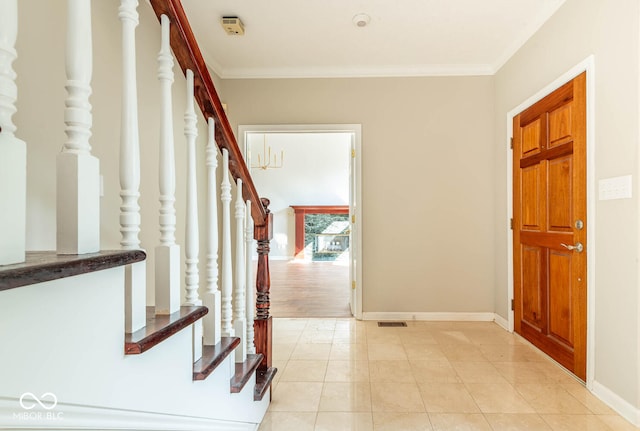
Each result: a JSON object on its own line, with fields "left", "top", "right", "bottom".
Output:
{"left": 591, "top": 381, "right": 640, "bottom": 427}
{"left": 362, "top": 312, "right": 496, "bottom": 322}
{"left": 493, "top": 313, "right": 509, "bottom": 330}
{"left": 0, "top": 398, "right": 258, "bottom": 430}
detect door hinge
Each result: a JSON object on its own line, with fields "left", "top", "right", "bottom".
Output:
{"left": 351, "top": 215, "right": 356, "bottom": 223}
{"left": 510, "top": 218, "right": 513, "bottom": 230}
{"left": 352, "top": 280, "right": 356, "bottom": 290}
{"left": 351, "top": 149, "right": 356, "bottom": 158}
{"left": 510, "top": 137, "right": 513, "bottom": 149}
{"left": 511, "top": 299, "right": 514, "bottom": 311}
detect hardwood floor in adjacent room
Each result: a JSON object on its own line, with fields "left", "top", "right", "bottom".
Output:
{"left": 267, "top": 259, "right": 351, "bottom": 318}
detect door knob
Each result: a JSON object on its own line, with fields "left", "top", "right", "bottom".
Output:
{"left": 560, "top": 242, "right": 583, "bottom": 253}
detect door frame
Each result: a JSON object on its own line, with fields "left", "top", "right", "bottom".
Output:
{"left": 238, "top": 124, "right": 363, "bottom": 320}
{"left": 506, "top": 56, "right": 596, "bottom": 388}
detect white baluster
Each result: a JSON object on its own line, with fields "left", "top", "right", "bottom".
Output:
{"left": 0, "top": 0, "right": 26, "bottom": 265}
{"left": 203, "top": 118, "right": 221, "bottom": 345}
{"left": 245, "top": 200, "right": 256, "bottom": 355}
{"left": 57, "top": 0, "right": 100, "bottom": 256}
{"left": 220, "top": 149, "right": 234, "bottom": 337}
{"left": 119, "top": 0, "right": 145, "bottom": 333}
{"left": 233, "top": 179, "right": 246, "bottom": 363}
{"left": 155, "top": 14, "right": 180, "bottom": 315}
{"left": 184, "top": 69, "right": 202, "bottom": 361}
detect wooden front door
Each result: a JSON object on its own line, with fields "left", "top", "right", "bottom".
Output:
{"left": 513, "top": 72, "right": 587, "bottom": 381}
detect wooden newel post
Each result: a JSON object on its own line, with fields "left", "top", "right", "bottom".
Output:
{"left": 254, "top": 197, "right": 273, "bottom": 370}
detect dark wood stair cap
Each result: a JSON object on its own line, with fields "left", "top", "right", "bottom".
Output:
{"left": 0, "top": 250, "right": 146, "bottom": 292}
{"left": 125, "top": 306, "right": 208, "bottom": 354}
{"left": 193, "top": 338, "right": 241, "bottom": 381}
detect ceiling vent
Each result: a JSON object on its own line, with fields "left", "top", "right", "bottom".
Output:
{"left": 221, "top": 16, "right": 245, "bottom": 36}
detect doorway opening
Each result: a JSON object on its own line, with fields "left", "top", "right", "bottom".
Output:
{"left": 239, "top": 124, "right": 362, "bottom": 319}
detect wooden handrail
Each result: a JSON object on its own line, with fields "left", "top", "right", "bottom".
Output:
{"left": 148, "top": 0, "right": 267, "bottom": 226}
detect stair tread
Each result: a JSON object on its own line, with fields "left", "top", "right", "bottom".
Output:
{"left": 125, "top": 306, "right": 208, "bottom": 354}
{"left": 230, "top": 354, "right": 264, "bottom": 393}
{"left": 0, "top": 250, "right": 146, "bottom": 292}
{"left": 193, "top": 338, "right": 241, "bottom": 381}
{"left": 254, "top": 367, "right": 278, "bottom": 401}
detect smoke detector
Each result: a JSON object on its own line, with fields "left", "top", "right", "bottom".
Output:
{"left": 352, "top": 13, "right": 370, "bottom": 28}
{"left": 221, "top": 16, "right": 245, "bottom": 35}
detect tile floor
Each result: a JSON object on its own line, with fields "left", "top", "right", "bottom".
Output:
{"left": 258, "top": 318, "right": 639, "bottom": 431}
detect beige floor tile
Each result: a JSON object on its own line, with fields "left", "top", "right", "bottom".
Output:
{"left": 366, "top": 331, "right": 403, "bottom": 345}
{"left": 400, "top": 331, "right": 438, "bottom": 345}
{"left": 465, "top": 329, "right": 520, "bottom": 346}
{"left": 418, "top": 382, "right": 480, "bottom": 413}
{"left": 299, "top": 330, "right": 336, "bottom": 344}
{"left": 428, "top": 413, "right": 493, "bottom": 431}
{"left": 410, "top": 360, "right": 462, "bottom": 383}
{"left": 484, "top": 413, "right": 552, "bottom": 430}
{"left": 269, "top": 382, "right": 324, "bottom": 412}
{"left": 325, "top": 360, "right": 370, "bottom": 382}
{"left": 560, "top": 383, "right": 616, "bottom": 414}
{"left": 319, "top": 382, "right": 372, "bottom": 412}
{"left": 478, "top": 344, "right": 539, "bottom": 362}
{"left": 370, "top": 382, "right": 426, "bottom": 412}
{"left": 330, "top": 343, "right": 369, "bottom": 361}
{"left": 273, "top": 343, "right": 296, "bottom": 361}
{"left": 280, "top": 360, "right": 328, "bottom": 382}
{"left": 432, "top": 331, "right": 472, "bottom": 345}
{"left": 273, "top": 319, "right": 309, "bottom": 331}
{"left": 493, "top": 361, "right": 552, "bottom": 384}
{"left": 334, "top": 329, "right": 367, "bottom": 344}
{"left": 315, "top": 412, "right": 374, "bottom": 431}
{"left": 533, "top": 361, "right": 579, "bottom": 384}
{"left": 290, "top": 343, "right": 332, "bottom": 360}
{"left": 368, "top": 360, "right": 415, "bottom": 383}
{"left": 515, "top": 383, "right": 593, "bottom": 414}
{"left": 466, "top": 382, "right": 535, "bottom": 413}
{"left": 450, "top": 361, "right": 508, "bottom": 383}
{"left": 372, "top": 412, "right": 433, "bottom": 430}
{"left": 368, "top": 343, "right": 407, "bottom": 360}
{"left": 541, "top": 414, "right": 614, "bottom": 431}
{"left": 274, "top": 330, "right": 303, "bottom": 344}
{"left": 306, "top": 319, "right": 337, "bottom": 331}
{"left": 403, "top": 344, "right": 448, "bottom": 361}
{"left": 258, "top": 412, "right": 317, "bottom": 431}
{"left": 440, "top": 344, "right": 488, "bottom": 361}
{"left": 596, "top": 415, "right": 640, "bottom": 431}
{"left": 263, "top": 319, "right": 636, "bottom": 431}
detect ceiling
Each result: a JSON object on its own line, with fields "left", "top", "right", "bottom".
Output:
{"left": 181, "top": 0, "right": 565, "bottom": 79}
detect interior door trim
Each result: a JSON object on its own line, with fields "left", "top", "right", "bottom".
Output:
{"left": 505, "top": 55, "right": 596, "bottom": 388}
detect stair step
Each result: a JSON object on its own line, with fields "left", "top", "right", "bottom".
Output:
{"left": 0, "top": 250, "right": 146, "bottom": 292}
{"left": 193, "top": 337, "right": 241, "bottom": 381}
{"left": 230, "top": 354, "right": 263, "bottom": 393}
{"left": 254, "top": 367, "right": 278, "bottom": 401}
{"left": 125, "top": 306, "right": 208, "bottom": 354}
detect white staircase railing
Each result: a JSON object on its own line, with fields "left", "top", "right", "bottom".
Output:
{"left": 183, "top": 69, "right": 203, "bottom": 361}
{"left": 3, "top": 0, "right": 261, "bottom": 375}
{"left": 57, "top": 0, "right": 100, "bottom": 256}
{"left": 155, "top": 13, "right": 180, "bottom": 315}
{"left": 203, "top": 118, "right": 222, "bottom": 346}
{"left": 220, "top": 149, "right": 234, "bottom": 338}
{"left": 0, "top": 0, "right": 26, "bottom": 266}
{"left": 119, "top": 0, "right": 146, "bottom": 334}
{"left": 234, "top": 179, "right": 247, "bottom": 363}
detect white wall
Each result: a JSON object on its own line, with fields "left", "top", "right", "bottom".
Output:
{"left": 221, "top": 76, "right": 496, "bottom": 314}
{"left": 246, "top": 132, "right": 350, "bottom": 258}
{"left": 493, "top": 0, "right": 640, "bottom": 415}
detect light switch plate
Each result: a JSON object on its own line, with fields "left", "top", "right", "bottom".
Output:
{"left": 599, "top": 175, "right": 632, "bottom": 200}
